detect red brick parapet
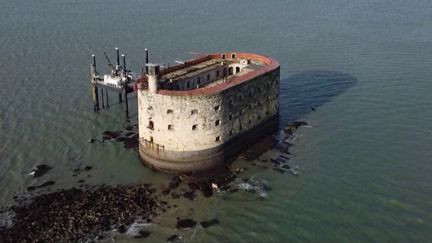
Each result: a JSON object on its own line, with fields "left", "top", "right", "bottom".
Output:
{"left": 138, "top": 52, "right": 279, "bottom": 96}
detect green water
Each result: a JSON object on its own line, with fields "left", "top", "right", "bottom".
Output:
{"left": 1, "top": 0, "right": 432, "bottom": 242}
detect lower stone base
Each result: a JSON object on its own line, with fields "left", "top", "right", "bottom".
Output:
{"left": 138, "top": 114, "right": 279, "bottom": 173}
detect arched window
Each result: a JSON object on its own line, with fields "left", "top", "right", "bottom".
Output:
{"left": 148, "top": 121, "right": 154, "bottom": 130}
{"left": 229, "top": 67, "right": 233, "bottom": 75}
{"left": 235, "top": 67, "right": 240, "bottom": 73}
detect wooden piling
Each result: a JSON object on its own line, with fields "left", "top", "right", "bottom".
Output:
{"left": 101, "top": 88, "right": 105, "bottom": 108}
{"left": 105, "top": 89, "right": 109, "bottom": 107}
{"left": 123, "top": 54, "right": 129, "bottom": 115}
{"left": 93, "top": 86, "right": 100, "bottom": 111}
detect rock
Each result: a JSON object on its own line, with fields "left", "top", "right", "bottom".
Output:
{"left": 168, "top": 176, "right": 182, "bottom": 190}
{"left": 102, "top": 131, "right": 120, "bottom": 140}
{"left": 27, "top": 186, "right": 36, "bottom": 191}
{"left": 200, "top": 219, "right": 219, "bottom": 228}
{"left": 199, "top": 182, "right": 213, "bottom": 198}
{"left": 183, "top": 191, "right": 194, "bottom": 201}
{"left": 273, "top": 168, "right": 285, "bottom": 174}
{"left": 31, "top": 164, "right": 52, "bottom": 178}
{"left": 282, "top": 164, "right": 290, "bottom": 169}
{"left": 162, "top": 188, "right": 170, "bottom": 195}
{"left": 283, "top": 121, "right": 308, "bottom": 135}
{"left": 0, "top": 185, "right": 165, "bottom": 242}
{"left": 167, "top": 234, "right": 180, "bottom": 242}
{"left": 38, "top": 181, "right": 55, "bottom": 188}
{"left": 117, "top": 225, "right": 127, "bottom": 233}
{"left": 133, "top": 230, "right": 151, "bottom": 239}
{"left": 176, "top": 219, "right": 197, "bottom": 229}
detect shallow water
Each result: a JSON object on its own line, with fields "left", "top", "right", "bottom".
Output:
{"left": 1, "top": 0, "right": 432, "bottom": 242}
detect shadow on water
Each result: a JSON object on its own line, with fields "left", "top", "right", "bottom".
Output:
{"left": 279, "top": 70, "right": 357, "bottom": 122}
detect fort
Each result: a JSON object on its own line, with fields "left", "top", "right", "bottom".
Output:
{"left": 89, "top": 50, "right": 279, "bottom": 172}
{"left": 136, "top": 52, "right": 280, "bottom": 172}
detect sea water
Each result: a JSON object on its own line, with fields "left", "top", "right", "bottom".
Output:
{"left": 1, "top": 0, "right": 432, "bottom": 242}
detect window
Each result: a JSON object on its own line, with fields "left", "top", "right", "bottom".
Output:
{"left": 207, "top": 74, "right": 210, "bottom": 81}
{"left": 215, "top": 120, "right": 220, "bottom": 126}
{"left": 192, "top": 124, "right": 198, "bottom": 130}
{"left": 228, "top": 114, "right": 233, "bottom": 120}
{"left": 221, "top": 54, "right": 226, "bottom": 59}
{"left": 214, "top": 105, "right": 220, "bottom": 111}
{"left": 168, "top": 124, "right": 174, "bottom": 130}
{"left": 266, "top": 111, "right": 269, "bottom": 116}
{"left": 215, "top": 136, "right": 221, "bottom": 142}
{"left": 187, "top": 81, "right": 190, "bottom": 88}
{"left": 229, "top": 67, "right": 233, "bottom": 75}
{"left": 150, "top": 136, "right": 153, "bottom": 143}
{"left": 167, "top": 109, "right": 173, "bottom": 114}
{"left": 231, "top": 53, "right": 236, "bottom": 59}
{"left": 197, "top": 77, "right": 201, "bottom": 84}
{"left": 216, "top": 70, "right": 220, "bottom": 77}
{"left": 148, "top": 121, "right": 154, "bottom": 130}
{"left": 235, "top": 67, "right": 240, "bottom": 73}
{"left": 191, "top": 109, "right": 198, "bottom": 115}
{"left": 223, "top": 68, "right": 227, "bottom": 76}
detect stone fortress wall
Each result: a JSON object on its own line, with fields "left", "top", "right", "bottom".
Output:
{"left": 137, "top": 52, "right": 280, "bottom": 172}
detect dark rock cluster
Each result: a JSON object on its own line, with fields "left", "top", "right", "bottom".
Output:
{"left": 0, "top": 184, "right": 165, "bottom": 243}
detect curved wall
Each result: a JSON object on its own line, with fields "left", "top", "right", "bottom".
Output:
{"left": 137, "top": 52, "right": 280, "bottom": 172}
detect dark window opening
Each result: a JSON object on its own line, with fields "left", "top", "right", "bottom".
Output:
{"left": 221, "top": 54, "right": 226, "bottom": 59}
{"left": 197, "top": 77, "right": 201, "bottom": 84}
{"left": 167, "top": 109, "right": 173, "bottom": 114}
{"left": 214, "top": 105, "right": 220, "bottom": 111}
{"left": 150, "top": 136, "right": 153, "bottom": 143}
{"left": 187, "top": 81, "right": 190, "bottom": 88}
{"left": 229, "top": 114, "right": 233, "bottom": 120}
{"left": 229, "top": 67, "right": 233, "bottom": 75}
{"left": 168, "top": 124, "right": 174, "bottom": 130}
{"left": 231, "top": 53, "right": 236, "bottom": 59}
{"left": 191, "top": 109, "right": 198, "bottom": 115}
{"left": 216, "top": 70, "right": 220, "bottom": 77}
{"left": 148, "top": 121, "right": 154, "bottom": 130}
{"left": 235, "top": 67, "right": 240, "bottom": 73}
{"left": 207, "top": 74, "right": 210, "bottom": 81}
{"left": 266, "top": 111, "right": 269, "bottom": 116}
{"left": 192, "top": 124, "right": 198, "bottom": 130}
{"left": 215, "top": 120, "right": 220, "bottom": 126}
{"left": 216, "top": 136, "right": 221, "bottom": 142}
{"left": 223, "top": 68, "right": 227, "bottom": 76}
